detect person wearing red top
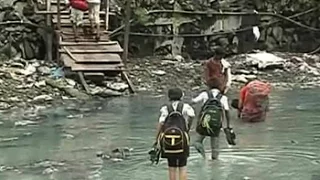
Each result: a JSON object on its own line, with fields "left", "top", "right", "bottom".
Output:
{"left": 203, "top": 48, "right": 232, "bottom": 94}
{"left": 232, "top": 80, "right": 271, "bottom": 122}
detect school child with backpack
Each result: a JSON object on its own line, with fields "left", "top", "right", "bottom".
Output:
{"left": 154, "top": 88, "right": 195, "bottom": 180}
{"left": 191, "top": 80, "right": 235, "bottom": 160}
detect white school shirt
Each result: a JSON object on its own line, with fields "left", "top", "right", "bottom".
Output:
{"left": 158, "top": 101, "right": 195, "bottom": 123}
{"left": 191, "top": 89, "right": 230, "bottom": 111}
{"left": 221, "top": 59, "right": 232, "bottom": 89}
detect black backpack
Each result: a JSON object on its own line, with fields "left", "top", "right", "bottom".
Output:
{"left": 196, "top": 90, "right": 224, "bottom": 137}
{"left": 159, "top": 102, "right": 190, "bottom": 158}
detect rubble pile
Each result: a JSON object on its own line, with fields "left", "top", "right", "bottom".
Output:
{"left": 127, "top": 52, "right": 320, "bottom": 93}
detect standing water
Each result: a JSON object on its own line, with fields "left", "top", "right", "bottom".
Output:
{"left": 0, "top": 89, "right": 319, "bottom": 180}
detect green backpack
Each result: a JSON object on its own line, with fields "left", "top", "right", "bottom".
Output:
{"left": 196, "top": 90, "right": 224, "bottom": 137}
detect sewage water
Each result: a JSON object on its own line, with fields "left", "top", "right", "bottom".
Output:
{"left": 0, "top": 89, "right": 319, "bottom": 180}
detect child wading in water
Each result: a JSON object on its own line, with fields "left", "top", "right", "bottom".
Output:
{"left": 155, "top": 88, "right": 195, "bottom": 180}
{"left": 191, "top": 80, "right": 233, "bottom": 160}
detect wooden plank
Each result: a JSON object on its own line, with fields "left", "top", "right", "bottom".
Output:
{"left": 61, "top": 37, "right": 110, "bottom": 42}
{"left": 52, "top": 18, "right": 105, "bottom": 24}
{"left": 54, "top": 14, "right": 108, "bottom": 19}
{"left": 62, "top": 55, "right": 124, "bottom": 71}
{"left": 72, "top": 64, "right": 124, "bottom": 71}
{"left": 59, "top": 49, "right": 122, "bottom": 53}
{"left": 59, "top": 41, "right": 117, "bottom": 46}
{"left": 60, "top": 30, "right": 108, "bottom": 36}
{"left": 65, "top": 43, "right": 122, "bottom": 50}
{"left": 60, "top": 52, "right": 122, "bottom": 63}
{"left": 84, "top": 72, "right": 105, "bottom": 76}
{"left": 60, "top": 33, "right": 110, "bottom": 42}
{"left": 59, "top": 44, "right": 123, "bottom": 53}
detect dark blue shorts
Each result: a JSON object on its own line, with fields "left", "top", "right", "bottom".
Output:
{"left": 167, "top": 157, "right": 187, "bottom": 167}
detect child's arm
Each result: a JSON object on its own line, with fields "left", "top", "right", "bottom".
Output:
{"left": 155, "top": 123, "right": 163, "bottom": 142}
{"left": 224, "top": 110, "right": 231, "bottom": 128}
{"left": 155, "top": 106, "right": 167, "bottom": 141}
{"left": 238, "top": 87, "right": 247, "bottom": 117}
{"left": 191, "top": 92, "right": 205, "bottom": 105}
{"left": 224, "top": 68, "right": 232, "bottom": 94}
{"left": 185, "top": 104, "right": 196, "bottom": 131}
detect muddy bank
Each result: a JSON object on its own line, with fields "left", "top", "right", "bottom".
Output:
{"left": 127, "top": 52, "right": 320, "bottom": 94}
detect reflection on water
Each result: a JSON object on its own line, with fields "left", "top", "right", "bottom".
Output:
{"left": 0, "top": 89, "right": 319, "bottom": 180}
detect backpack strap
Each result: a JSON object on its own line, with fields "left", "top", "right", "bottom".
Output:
{"left": 206, "top": 90, "right": 214, "bottom": 99}
{"left": 166, "top": 102, "right": 183, "bottom": 114}
{"left": 215, "top": 93, "right": 223, "bottom": 100}
{"left": 166, "top": 103, "right": 174, "bottom": 114}
{"left": 176, "top": 102, "right": 184, "bottom": 113}
{"left": 207, "top": 90, "right": 223, "bottom": 100}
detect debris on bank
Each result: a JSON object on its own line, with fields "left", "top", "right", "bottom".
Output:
{"left": 0, "top": 56, "right": 130, "bottom": 111}
{"left": 127, "top": 51, "right": 320, "bottom": 93}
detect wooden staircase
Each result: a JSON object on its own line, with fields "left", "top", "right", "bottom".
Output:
{"left": 35, "top": 0, "right": 134, "bottom": 93}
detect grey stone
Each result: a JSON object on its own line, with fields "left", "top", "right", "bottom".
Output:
{"left": 14, "top": 120, "right": 38, "bottom": 126}
{"left": 151, "top": 70, "right": 166, "bottom": 76}
{"left": 33, "top": 95, "right": 53, "bottom": 102}
{"left": 106, "top": 82, "right": 128, "bottom": 92}
{"left": 37, "top": 66, "right": 51, "bottom": 75}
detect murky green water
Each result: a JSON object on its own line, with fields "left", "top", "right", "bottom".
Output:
{"left": 0, "top": 89, "right": 319, "bottom": 180}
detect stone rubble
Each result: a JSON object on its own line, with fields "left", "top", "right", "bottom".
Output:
{"left": 0, "top": 56, "right": 129, "bottom": 111}
{"left": 127, "top": 52, "right": 320, "bottom": 93}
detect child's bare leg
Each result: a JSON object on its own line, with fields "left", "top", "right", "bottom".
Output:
{"left": 88, "top": 3, "right": 95, "bottom": 33}
{"left": 94, "top": 3, "right": 101, "bottom": 40}
{"left": 169, "top": 167, "right": 177, "bottom": 180}
{"left": 96, "top": 22, "right": 100, "bottom": 40}
{"left": 179, "top": 166, "right": 187, "bottom": 180}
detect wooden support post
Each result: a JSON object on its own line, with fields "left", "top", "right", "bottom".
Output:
{"left": 78, "top": 72, "right": 90, "bottom": 93}
{"left": 121, "top": 72, "right": 135, "bottom": 94}
{"left": 56, "top": 0, "right": 61, "bottom": 62}
{"left": 46, "top": 0, "right": 52, "bottom": 61}
{"left": 122, "top": 0, "right": 131, "bottom": 64}
{"left": 171, "top": 2, "right": 184, "bottom": 57}
{"left": 57, "top": 0, "right": 61, "bottom": 30}
{"left": 105, "top": 0, "right": 109, "bottom": 31}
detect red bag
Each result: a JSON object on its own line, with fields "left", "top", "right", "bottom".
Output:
{"left": 70, "top": 0, "right": 88, "bottom": 11}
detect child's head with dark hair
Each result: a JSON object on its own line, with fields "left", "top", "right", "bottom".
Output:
{"left": 231, "top": 99, "right": 239, "bottom": 109}
{"left": 213, "top": 47, "right": 225, "bottom": 60}
{"left": 168, "top": 88, "right": 183, "bottom": 101}
{"left": 207, "top": 79, "right": 221, "bottom": 90}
